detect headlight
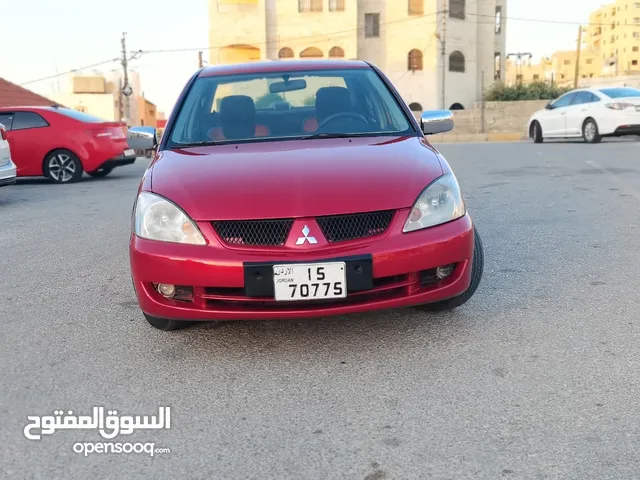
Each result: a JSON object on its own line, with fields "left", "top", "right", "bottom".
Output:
{"left": 403, "top": 173, "right": 466, "bottom": 233}
{"left": 133, "top": 191, "right": 206, "bottom": 245}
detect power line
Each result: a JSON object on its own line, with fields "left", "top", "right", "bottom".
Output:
{"left": 466, "top": 11, "right": 640, "bottom": 28}
{"left": 19, "top": 58, "right": 120, "bottom": 86}
{"left": 20, "top": 10, "right": 635, "bottom": 87}
{"left": 136, "top": 11, "right": 444, "bottom": 55}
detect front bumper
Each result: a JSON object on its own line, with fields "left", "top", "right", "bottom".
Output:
{"left": 0, "top": 159, "right": 17, "bottom": 187}
{"left": 129, "top": 211, "right": 475, "bottom": 321}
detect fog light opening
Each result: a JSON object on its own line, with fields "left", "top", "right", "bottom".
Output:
{"left": 157, "top": 283, "right": 176, "bottom": 298}
{"left": 436, "top": 264, "right": 455, "bottom": 280}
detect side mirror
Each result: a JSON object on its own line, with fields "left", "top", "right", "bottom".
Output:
{"left": 545, "top": 102, "right": 553, "bottom": 110}
{"left": 127, "top": 126, "right": 158, "bottom": 150}
{"left": 420, "top": 110, "right": 454, "bottom": 135}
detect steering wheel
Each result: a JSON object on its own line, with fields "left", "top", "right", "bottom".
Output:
{"left": 316, "top": 112, "right": 370, "bottom": 131}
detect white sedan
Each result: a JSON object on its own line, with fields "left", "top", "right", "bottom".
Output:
{"left": 528, "top": 86, "right": 640, "bottom": 144}
{"left": 0, "top": 122, "right": 16, "bottom": 187}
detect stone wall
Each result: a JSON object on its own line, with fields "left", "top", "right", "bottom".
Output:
{"left": 414, "top": 100, "right": 549, "bottom": 137}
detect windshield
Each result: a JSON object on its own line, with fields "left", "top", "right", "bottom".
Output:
{"left": 598, "top": 87, "right": 640, "bottom": 98}
{"left": 167, "top": 67, "right": 414, "bottom": 147}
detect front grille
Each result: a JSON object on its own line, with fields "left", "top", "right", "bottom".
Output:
{"left": 316, "top": 210, "right": 395, "bottom": 243}
{"left": 212, "top": 219, "right": 293, "bottom": 246}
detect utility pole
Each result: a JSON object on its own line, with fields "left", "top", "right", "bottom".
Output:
{"left": 198, "top": 51, "right": 204, "bottom": 68}
{"left": 121, "top": 32, "right": 132, "bottom": 125}
{"left": 507, "top": 53, "right": 532, "bottom": 85}
{"left": 574, "top": 25, "right": 583, "bottom": 89}
{"left": 440, "top": 0, "right": 447, "bottom": 110}
{"left": 480, "top": 71, "right": 485, "bottom": 134}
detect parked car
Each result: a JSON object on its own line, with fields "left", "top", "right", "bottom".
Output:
{"left": 127, "top": 59, "right": 484, "bottom": 331}
{"left": 0, "top": 122, "right": 16, "bottom": 187}
{"left": 0, "top": 106, "right": 137, "bottom": 184}
{"left": 528, "top": 86, "right": 640, "bottom": 144}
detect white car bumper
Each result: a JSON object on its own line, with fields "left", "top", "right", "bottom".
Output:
{"left": 597, "top": 109, "right": 640, "bottom": 136}
{"left": 0, "top": 159, "right": 17, "bottom": 187}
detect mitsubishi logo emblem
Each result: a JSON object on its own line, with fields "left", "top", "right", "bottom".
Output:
{"left": 295, "top": 225, "right": 318, "bottom": 245}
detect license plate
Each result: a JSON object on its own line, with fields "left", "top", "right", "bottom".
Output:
{"left": 273, "top": 262, "right": 347, "bottom": 302}
{"left": 636, "top": 106, "right": 640, "bottom": 112}
{"left": 124, "top": 148, "right": 135, "bottom": 157}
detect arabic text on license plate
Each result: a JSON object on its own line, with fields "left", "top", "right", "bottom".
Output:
{"left": 124, "top": 149, "right": 135, "bottom": 157}
{"left": 273, "top": 262, "right": 347, "bottom": 302}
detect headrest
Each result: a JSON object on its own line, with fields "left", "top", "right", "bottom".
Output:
{"left": 219, "top": 95, "right": 256, "bottom": 139}
{"left": 315, "top": 87, "right": 352, "bottom": 122}
{"left": 220, "top": 95, "right": 255, "bottom": 121}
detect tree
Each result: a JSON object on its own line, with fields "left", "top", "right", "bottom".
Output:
{"left": 484, "top": 81, "right": 571, "bottom": 102}
{"left": 303, "top": 95, "right": 315, "bottom": 107}
{"left": 255, "top": 93, "right": 285, "bottom": 109}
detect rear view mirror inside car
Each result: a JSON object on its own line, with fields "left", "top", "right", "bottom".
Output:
{"left": 269, "top": 79, "right": 307, "bottom": 94}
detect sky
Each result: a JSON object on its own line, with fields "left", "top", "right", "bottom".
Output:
{"left": 3, "top": 0, "right": 609, "bottom": 114}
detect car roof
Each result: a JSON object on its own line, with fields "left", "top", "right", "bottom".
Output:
{"left": 199, "top": 59, "right": 370, "bottom": 78}
{"left": 0, "top": 105, "right": 61, "bottom": 112}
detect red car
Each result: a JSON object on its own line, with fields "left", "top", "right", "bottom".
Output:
{"left": 128, "top": 60, "right": 484, "bottom": 331}
{"left": 0, "top": 106, "right": 137, "bottom": 183}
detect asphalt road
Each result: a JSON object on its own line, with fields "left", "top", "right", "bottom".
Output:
{"left": 2, "top": 139, "right": 640, "bottom": 480}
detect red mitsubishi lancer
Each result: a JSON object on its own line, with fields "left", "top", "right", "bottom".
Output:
{"left": 127, "top": 59, "right": 484, "bottom": 331}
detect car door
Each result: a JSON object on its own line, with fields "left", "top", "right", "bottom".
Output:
{"left": 564, "top": 91, "right": 594, "bottom": 135}
{"left": 3, "top": 111, "right": 51, "bottom": 176}
{"left": 542, "top": 92, "right": 576, "bottom": 136}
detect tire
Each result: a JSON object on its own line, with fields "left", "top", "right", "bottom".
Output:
{"left": 88, "top": 167, "right": 114, "bottom": 178}
{"left": 531, "top": 121, "right": 543, "bottom": 143}
{"left": 143, "top": 313, "right": 192, "bottom": 331}
{"left": 43, "top": 149, "right": 83, "bottom": 183}
{"left": 414, "top": 225, "right": 484, "bottom": 312}
{"left": 582, "top": 118, "right": 602, "bottom": 144}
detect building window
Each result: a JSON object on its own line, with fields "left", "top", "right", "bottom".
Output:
{"left": 494, "top": 52, "right": 501, "bottom": 80}
{"left": 329, "top": 46, "right": 345, "bottom": 57}
{"left": 564, "top": 59, "right": 571, "bottom": 65}
{"left": 586, "top": 58, "right": 593, "bottom": 64}
{"left": 495, "top": 6, "right": 502, "bottom": 33}
{"left": 634, "top": 32, "right": 640, "bottom": 37}
{"left": 278, "top": 47, "right": 294, "bottom": 58}
{"left": 533, "top": 74, "right": 540, "bottom": 80}
{"left": 450, "top": 0, "right": 465, "bottom": 19}
{"left": 298, "top": 0, "right": 322, "bottom": 12}
{"left": 408, "top": 0, "right": 423, "bottom": 15}
{"left": 408, "top": 49, "right": 423, "bottom": 70}
{"left": 300, "top": 46, "right": 323, "bottom": 58}
{"left": 449, "top": 51, "right": 465, "bottom": 72}
{"left": 634, "top": 60, "right": 639, "bottom": 65}
{"left": 329, "top": 0, "right": 345, "bottom": 11}
{"left": 365, "top": 13, "right": 380, "bottom": 37}
{"left": 635, "top": 17, "right": 640, "bottom": 23}
{"left": 633, "top": 46, "right": 639, "bottom": 51}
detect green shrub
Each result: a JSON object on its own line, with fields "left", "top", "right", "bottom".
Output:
{"left": 484, "top": 81, "right": 572, "bottom": 101}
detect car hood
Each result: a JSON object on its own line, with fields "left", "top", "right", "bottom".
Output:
{"left": 150, "top": 135, "right": 444, "bottom": 221}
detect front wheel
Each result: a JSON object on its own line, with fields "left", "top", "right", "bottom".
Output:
{"left": 43, "top": 149, "right": 83, "bottom": 183}
{"left": 414, "top": 225, "right": 484, "bottom": 312}
{"left": 531, "top": 121, "right": 544, "bottom": 143}
{"left": 583, "top": 119, "right": 602, "bottom": 144}
{"left": 88, "top": 167, "right": 114, "bottom": 178}
{"left": 143, "top": 313, "right": 193, "bottom": 331}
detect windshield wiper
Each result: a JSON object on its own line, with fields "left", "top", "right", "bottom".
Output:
{"left": 171, "top": 140, "right": 223, "bottom": 148}
{"left": 301, "top": 133, "right": 359, "bottom": 140}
